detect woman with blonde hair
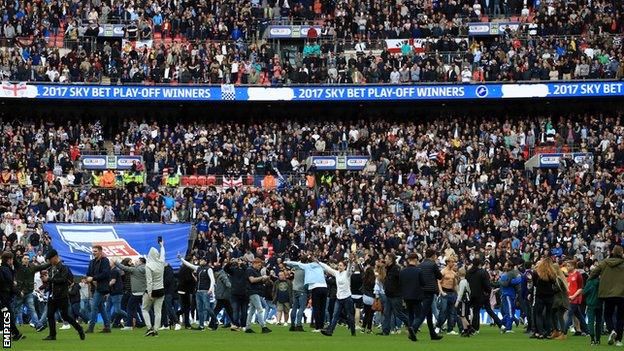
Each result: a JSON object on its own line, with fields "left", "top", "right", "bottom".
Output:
{"left": 373, "top": 260, "right": 387, "bottom": 331}
{"left": 531, "top": 257, "right": 557, "bottom": 339}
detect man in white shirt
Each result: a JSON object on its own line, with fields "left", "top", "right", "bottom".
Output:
{"left": 45, "top": 209, "right": 57, "bottom": 223}
{"left": 93, "top": 202, "right": 104, "bottom": 222}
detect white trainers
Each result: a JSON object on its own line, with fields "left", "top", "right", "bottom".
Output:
{"left": 60, "top": 324, "right": 71, "bottom": 330}
{"left": 174, "top": 324, "right": 182, "bottom": 331}
{"left": 500, "top": 325, "right": 507, "bottom": 333}
{"left": 312, "top": 329, "right": 322, "bottom": 333}
{"left": 435, "top": 327, "right": 441, "bottom": 334}
{"left": 29, "top": 323, "right": 36, "bottom": 328}
{"left": 121, "top": 326, "right": 133, "bottom": 331}
{"left": 610, "top": 331, "right": 618, "bottom": 345}
{"left": 616, "top": 342, "right": 623, "bottom": 347}
{"left": 158, "top": 326, "right": 167, "bottom": 331}
{"left": 283, "top": 322, "right": 289, "bottom": 327}
{"left": 447, "top": 331, "right": 458, "bottom": 335}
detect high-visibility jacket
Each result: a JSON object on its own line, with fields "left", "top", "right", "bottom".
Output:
{"left": 262, "top": 175, "right": 277, "bottom": 189}
{"left": 123, "top": 172, "right": 134, "bottom": 184}
{"left": 166, "top": 174, "right": 180, "bottom": 187}
{"left": 92, "top": 174, "right": 102, "bottom": 186}
{"left": 101, "top": 171, "right": 116, "bottom": 187}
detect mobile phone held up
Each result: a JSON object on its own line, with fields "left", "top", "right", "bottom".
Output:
{"left": 158, "top": 236, "right": 163, "bottom": 244}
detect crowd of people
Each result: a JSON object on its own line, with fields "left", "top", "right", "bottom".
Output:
{"left": 1, "top": 231, "right": 623, "bottom": 346}
{"left": 0, "top": 0, "right": 623, "bottom": 84}
{"left": 0, "top": 109, "right": 622, "bottom": 345}
{"left": 1, "top": 31, "right": 623, "bottom": 84}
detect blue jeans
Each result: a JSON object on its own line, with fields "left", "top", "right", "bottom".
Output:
{"left": 565, "top": 303, "right": 589, "bottom": 334}
{"left": 501, "top": 295, "right": 515, "bottom": 331}
{"left": 327, "top": 296, "right": 355, "bottom": 334}
{"left": 246, "top": 294, "right": 266, "bottom": 328}
{"left": 108, "top": 294, "right": 129, "bottom": 324}
{"left": 88, "top": 291, "right": 111, "bottom": 330}
{"left": 231, "top": 294, "right": 248, "bottom": 328}
{"left": 163, "top": 294, "right": 178, "bottom": 327}
{"left": 382, "top": 296, "right": 410, "bottom": 334}
{"left": 35, "top": 303, "right": 61, "bottom": 328}
{"left": 80, "top": 298, "right": 91, "bottom": 323}
{"left": 291, "top": 291, "right": 308, "bottom": 326}
{"left": 264, "top": 300, "right": 276, "bottom": 322}
{"left": 436, "top": 292, "right": 458, "bottom": 332}
{"left": 70, "top": 302, "right": 82, "bottom": 320}
{"left": 195, "top": 290, "right": 217, "bottom": 328}
{"left": 13, "top": 293, "right": 39, "bottom": 325}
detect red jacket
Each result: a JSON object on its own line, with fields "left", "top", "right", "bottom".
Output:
{"left": 567, "top": 270, "right": 584, "bottom": 304}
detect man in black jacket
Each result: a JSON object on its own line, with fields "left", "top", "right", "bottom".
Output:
{"left": 381, "top": 253, "right": 417, "bottom": 341}
{"left": 176, "top": 256, "right": 196, "bottom": 329}
{"left": 0, "top": 251, "right": 25, "bottom": 342}
{"left": 466, "top": 258, "right": 502, "bottom": 331}
{"left": 86, "top": 245, "right": 111, "bottom": 333}
{"left": 14, "top": 254, "right": 49, "bottom": 327}
{"left": 414, "top": 249, "right": 443, "bottom": 340}
{"left": 42, "top": 249, "right": 85, "bottom": 341}
{"left": 400, "top": 253, "right": 426, "bottom": 340}
{"left": 108, "top": 260, "right": 129, "bottom": 329}
{"left": 225, "top": 258, "right": 249, "bottom": 330}
{"left": 162, "top": 263, "right": 181, "bottom": 330}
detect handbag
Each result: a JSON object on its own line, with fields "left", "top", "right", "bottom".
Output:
{"left": 372, "top": 298, "right": 383, "bottom": 312}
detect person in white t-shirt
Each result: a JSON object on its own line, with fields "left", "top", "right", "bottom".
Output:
{"left": 93, "top": 202, "right": 104, "bottom": 222}
{"left": 316, "top": 255, "right": 356, "bottom": 336}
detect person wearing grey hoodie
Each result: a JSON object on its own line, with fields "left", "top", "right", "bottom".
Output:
{"left": 116, "top": 257, "right": 147, "bottom": 330}
{"left": 142, "top": 241, "right": 166, "bottom": 336}
{"left": 213, "top": 261, "right": 234, "bottom": 330}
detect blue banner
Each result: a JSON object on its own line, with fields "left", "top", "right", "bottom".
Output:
{"left": 43, "top": 224, "right": 190, "bottom": 275}
{"left": 2, "top": 81, "right": 624, "bottom": 101}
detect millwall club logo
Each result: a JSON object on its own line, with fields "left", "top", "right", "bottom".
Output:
{"left": 1, "top": 82, "right": 27, "bottom": 97}
{"left": 221, "top": 84, "right": 236, "bottom": 100}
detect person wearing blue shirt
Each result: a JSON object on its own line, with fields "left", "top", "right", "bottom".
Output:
{"left": 285, "top": 256, "right": 328, "bottom": 332}
{"left": 498, "top": 261, "right": 522, "bottom": 333}
{"left": 153, "top": 13, "right": 163, "bottom": 31}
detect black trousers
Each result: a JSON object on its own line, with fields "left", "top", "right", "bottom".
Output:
{"left": 471, "top": 296, "right": 502, "bottom": 331}
{"left": 177, "top": 292, "right": 192, "bottom": 328}
{"left": 213, "top": 298, "right": 233, "bottom": 326}
{"left": 414, "top": 293, "right": 437, "bottom": 338}
{"left": 230, "top": 294, "right": 248, "bottom": 328}
{"left": 362, "top": 304, "right": 373, "bottom": 330}
{"left": 533, "top": 295, "right": 553, "bottom": 336}
{"left": 405, "top": 299, "right": 423, "bottom": 330}
{"left": 48, "top": 297, "right": 83, "bottom": 337}
{"left": 604, "top": 297, "right": 624, "bottom": 342}
{"left": 0, "top": 295, "right": 19, "bottom": 337}
{"left": 311, "top": 287, "right": 328, "bottom": 330}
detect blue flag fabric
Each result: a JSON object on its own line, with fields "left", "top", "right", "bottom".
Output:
{"left": 42, "top": 223, "right": 190, "bottom": 275}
